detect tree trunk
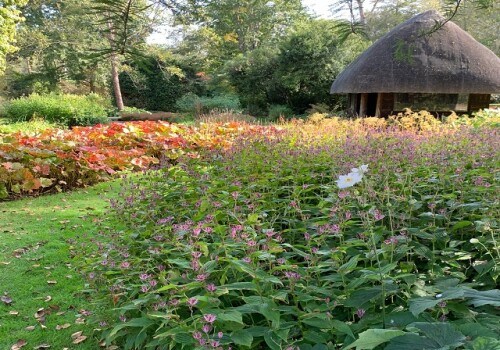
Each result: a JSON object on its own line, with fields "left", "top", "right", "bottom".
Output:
{"left": 89, "top": 64, "right": 97, "bottom": 94}
{"left": 356, "top": 0, "right": 366, "bottom": 24}
{"left": 106, "top": 17, "right": 124, "bottom": 111}
{"left": 110, "top": 52, "right": 124, "bottom": 111}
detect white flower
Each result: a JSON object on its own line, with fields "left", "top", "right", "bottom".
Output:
{"left": 351, "top": 164, "right": 369, "bottom": 175}
{"left": 336, "top": 172, "right": 363, "bottom": 189}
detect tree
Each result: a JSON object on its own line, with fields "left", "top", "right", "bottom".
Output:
{"left": 0, "top": 0, "right": 28, "bottom": 75}
{"left": 91, "top": 0, "right": 157, "bottom": 110}
{"left": 182, "top": 0, "right": 307, "bottom": 55}
{"left": 4, "top": 0, "right": 110, "bottom": 97}
{"left": 225, "top": 19, "right": 368, "bottom": 114}
{"left": 119, "top": 47, "right": 204, "bottom": 111}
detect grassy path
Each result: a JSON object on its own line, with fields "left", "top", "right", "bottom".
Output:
{"left": 0, "top": 181, "right": 121, "bottom": 349}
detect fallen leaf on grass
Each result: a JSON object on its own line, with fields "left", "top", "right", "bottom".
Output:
{"left": 71, "top": 331, "right": 87, "bottom": 344}
{"left": 1, "top": 261, "right": 11, "bottom": 265}
{"left": 9, "top": 310, "right": 19, "bottom": 316}
{"left": 11, "top": 339, "right": 27, "bottom": 350}
{"left": 56, "top": 323, "right": 71, "bottom": 330}
{"left": 47, "top": 280, "right": 57, "bottom": 285}
{"left": 44, "top": 296, "right": 52, "bottom": 302}
{"left": 34, "top": 308, "right": 46, "bottom": 324}
{"left": 1, "top": 293, "right": 13, "bottom": 305}
{"left": 75, "top": 317, "right": 85, "bottom": 324}
{"left": 34, "top": 344, "right": 50, "bottom": 349}
{"left": 25, "top": 326, "right": 36, "bottom": 331}
{"left": 71, "top": 331, "right": 83, "bottom": 338}
{"left": 72, "top": 336, "right": 87, "bottom": 345}
{"left": 79, "top": 309, "right": 91, "bottom": 316}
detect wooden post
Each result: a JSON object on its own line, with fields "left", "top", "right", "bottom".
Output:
{"left": 360, "top": 93, "right": 368, "bottom": 117}
{"left": 375, "top": 93, "right": 383, "bottom": 117}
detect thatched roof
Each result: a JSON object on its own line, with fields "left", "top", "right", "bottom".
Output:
{"left": 330, "top": 10, "right": 500, "bottom": 94}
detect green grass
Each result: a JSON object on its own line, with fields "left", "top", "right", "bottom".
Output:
{"left": 0, "top": 181, "right": 121, "bottom": 349}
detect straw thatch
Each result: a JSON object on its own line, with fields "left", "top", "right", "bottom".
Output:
{"left": 330, "top": 10, "right": 500, "bottom": 94}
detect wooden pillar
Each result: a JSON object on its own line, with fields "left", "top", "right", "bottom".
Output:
{"left": 348, "top": 94, "right": 357, "bottom": 116}
{"left": 359, "top": 93, "right": 368, "bottom": 117}
{"left": 375, "top": 93, "right": 383, "bottom": 117}
{"left": 468, "top": 94, "right": 491, "bottom": 113}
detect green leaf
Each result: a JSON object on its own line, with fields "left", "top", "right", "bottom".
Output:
{"left": 457, "top": 323, "right": 498, "bottom": 339}
{"left": 247, "top": 213, "right": 259, "bottom": 223}
{"left": 221, "top": 282, "right": 257, "bottom": 291}
{"left": 463, "top": 288, "right": 500, "bottom": 307}
{"left": 451, "top": 220, "right": 473, "bottom": 231}
{"left": 410, "top": 241, "right": 434, "bottom": 260}
{"left": 331, "top": 319, "right": 355, "bottom": 339}
{"left": 409, "top": 289, "right": 465, "bottom": 316}
{"left": 303, "top": 330, "right": 328, "bottom": 344}
{"left": 264, "top": 330, "right": 282, "bottom": 350}
{"left": 413, "top": 322, "right": 466, "bottom": 348}
{"left": 260, "top": 301, "right": 281, "bottom": 326}
{"left": 107, "top": 317, "right": 155, "bottom": 339}
{"left": 385, "top": 334, "right": 441, "bottom": 350}
{"left": 217, "top": 310, "right": 243, "bottom": 325}
{"left": 345, "top": 329, "right": 405, "bottom": 349}
{"left": 173, "top": 332, "right": 196, "bottom": 345}
{"left": 301, "top": 316, "right": 332, "bottom": 329}
{"left": 344, "top": 287, "right": 384, "bottom": 308}
{"left": 312, "top": 345, "right": 329, "bottom": 350}
{"left": 468, "top": 337, "right": 500, "bottom": 350}
{"left": 255, "top": 269, "right": 284, "bottom": 285}
{"left": 231, "top": 330, "right": 253, "bottom": 347}
{"left": 231, "top": 260, "right": 256, "bottom": 278}
{"left": 338, "top": 255, "right": 359, "bottom": 274}
{"left": 0, "top": 184, "right": 8, "bottom": 199}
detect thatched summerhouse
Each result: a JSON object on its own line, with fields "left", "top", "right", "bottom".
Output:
{"left": 330, "top": 10, "right": 500, "bottom": 117}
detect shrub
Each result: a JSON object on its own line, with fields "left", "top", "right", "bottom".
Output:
{"left": 196, "top": 111, "right": 257, "bottom": 124}
{"left": 4, "top": 93, "right": 110, "bottom": 127}
{"left": 387, "top": 109, "right": 442, "bottom": 131}
{"left": 445, "top": 109, "right": 500, "bottom": 128}
{"left": 306, "top": 112, "right": 328, "bottom": 124}
{"left": 176, "top": 93, "right": 241, "bottom": 115}
{"left": 0, "top": 118, "right": 61, "bottom": 134}
{"left": 267, "top": 104, "right": 294, "bottom": 121}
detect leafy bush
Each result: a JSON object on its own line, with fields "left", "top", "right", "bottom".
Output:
{"left": 387, "top": 109, "right": 442, "bottom": 131}
{"left": 176, "top": 93, "right": 242, "bottom": 115}
{"left": 80, "top": 122, "right": 500, "bottom": 349}
{"left": 267, "top": 104, "right": 294, "bottom": 121}
{"left": 4, "top": 93, "right": 110, "bottom": 127}
{"left": 446, "top": 109, "right": 500, "bottom": 128}
{"left": 0, "top": 118, "right": 61, "bottom": 134}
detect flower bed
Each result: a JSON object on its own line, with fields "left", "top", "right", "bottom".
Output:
{"left": 0, "top": 121, "right": 282, "bottom": 199}
{"left": 79, "top": 121, "right": 499, "bottom": 349}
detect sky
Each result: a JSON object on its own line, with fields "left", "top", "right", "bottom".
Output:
{"left": 147, "top": 0, "right": 334, "bottom": 45}
{"left": 303, "top": 0, "right": 334, "bottom": 18}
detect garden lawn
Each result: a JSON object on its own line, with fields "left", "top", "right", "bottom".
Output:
{"left": 0, "top": 181, "right": 121, "bottom": 350}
